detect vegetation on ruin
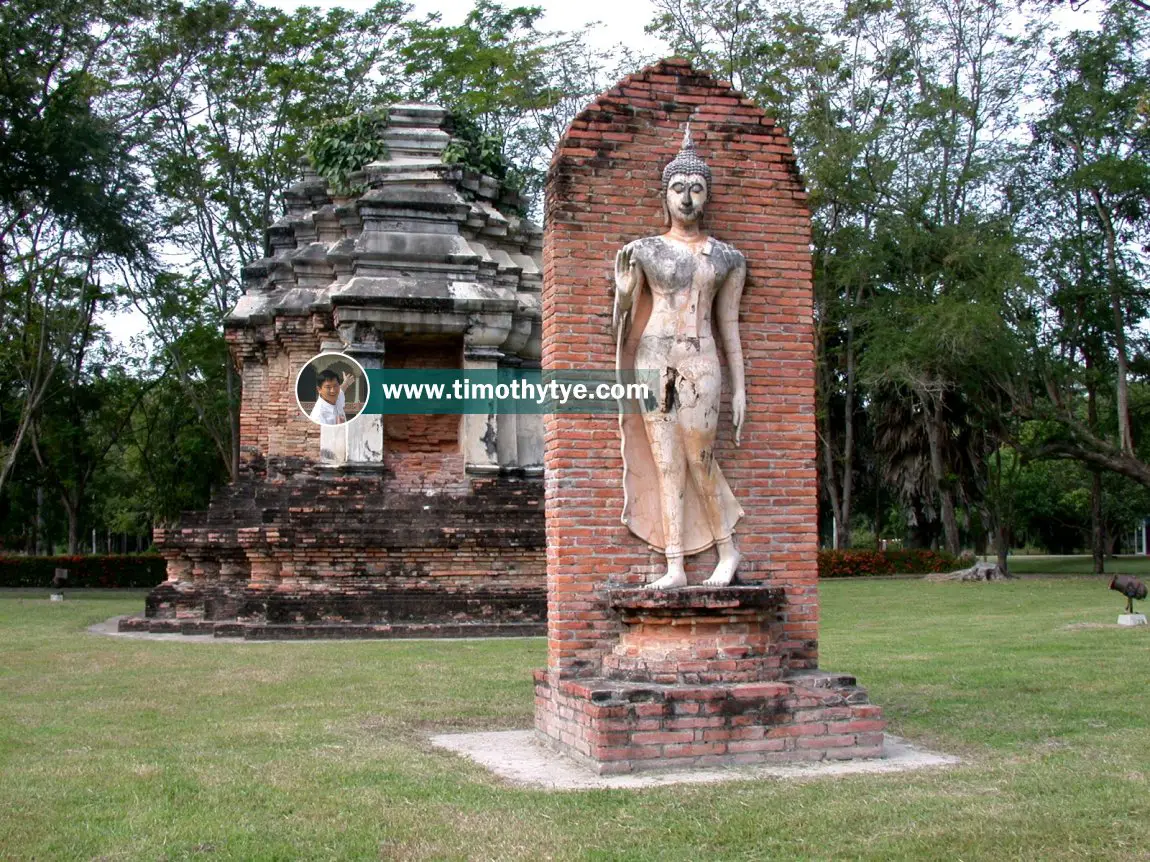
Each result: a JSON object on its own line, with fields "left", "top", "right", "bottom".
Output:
{"left": 442, "top": 111, "right": 528, "bottom": 198}
{"left": 304, "top": 109, "right": 391, "bottom": 195}
{"left": 0, "top": 578, "right": 1145, "bottom": 860}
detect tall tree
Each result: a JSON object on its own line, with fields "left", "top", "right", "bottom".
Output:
{"left": 400, "top": 1, "right": 616, "bottom": 211}
{"left": 0, "top": 0, "right": 150, "bottom": 498}
{"left": 1025, "top": 6, "right": 1150, "bottom": 488}
{"left": 647, "top": 0, "right": 898, "bottom": 547}
{"left": 648, "top": 0, "right": 1040, "bottom": 553}
{"left": 29, "top": 346, "right": 155, "bottom": 553}
{"left": 123, "top": 0, "right": 410, "bottom": 479}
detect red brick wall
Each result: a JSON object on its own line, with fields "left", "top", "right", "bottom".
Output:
{"left": 384, "top": 337, "right": 462, "bottom": 453}
{"left": 229, "top": 315, "right": 338, "bottom": 468}
{"left": 232, "top": 326, "right": 467, "bottom": 466}
{"left": 542, "top": 59, "right": 818, "bottom": 679}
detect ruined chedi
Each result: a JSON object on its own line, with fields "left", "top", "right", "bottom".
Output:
{"left": 120, "top": 104, "right": 547, "bottom": 638}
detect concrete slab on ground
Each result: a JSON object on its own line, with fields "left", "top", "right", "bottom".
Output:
{"left": 89, "top": 616, "right": 244, "bottom": 642}
{"left": 429, "top": 729, "right": 960, "bottom": 790}
{"left": 88, "top": 615, "right": 542, "bottom": 643}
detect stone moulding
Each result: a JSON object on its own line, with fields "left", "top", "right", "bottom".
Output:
{"left": 603, "top": 585, "right": 787, "bottom": 685}
{"left": 531, "top": 583, "right": 886, "bottom": 774}
{"left": 606, "top": 585, "right": 785, "bottom": 613}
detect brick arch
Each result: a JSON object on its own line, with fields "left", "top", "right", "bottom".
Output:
{"left": 540, "top": 58, "right": 819, "bottom": 679}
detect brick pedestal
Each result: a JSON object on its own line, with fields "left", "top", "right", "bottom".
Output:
{"left": 535, "top": 59, "right": 884, "bottom": 772}
{"left": 534, "top": 671, "right": 885, "bottom": 775}
{"left": 120, "top": 468, "right": 545, "bottom": 639}
{"left": 603, "top": 586, "right": 784, "bottom": 685}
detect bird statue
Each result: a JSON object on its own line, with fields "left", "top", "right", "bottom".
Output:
{"left": 51, "top": 568, "right": 68, "bottom": 590}
{"left": 1109, "top": 574, "right": 1147, "bottom": 615}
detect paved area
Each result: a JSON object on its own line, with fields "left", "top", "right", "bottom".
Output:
{"left": 429, "top": 729, "right": 960, "bottom": 790}
{"left": 87, "top": 616, "right": 247, "bottom": 643}
{"left": 87, "top": 616, "right": 540, "bottom": 644}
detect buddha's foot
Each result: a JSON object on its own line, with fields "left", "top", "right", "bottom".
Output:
{"left": 645, "top": 569, "right": 687, "bottom": 590}
{"left": 703, "top": 547, "right": 741, "bottom": 586}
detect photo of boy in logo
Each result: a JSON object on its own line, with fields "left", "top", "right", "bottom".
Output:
{"left": 296, "top": 355, "right": 364, "bottom": 425}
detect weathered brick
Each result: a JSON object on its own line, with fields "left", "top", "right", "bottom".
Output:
{"left": 841, "top": 719, "right": 887, "bottom": 734}
{"left": 532, "top": 58, "right": 883, "bottom": 771}
{"left": 797, "top": 734, "right": 857, "bottom": 750}
{"left": 767, "top": 723, "right": 827, "bottom": 738}
{"left": 728, "top": 738, "right": 788, "bottom": 754}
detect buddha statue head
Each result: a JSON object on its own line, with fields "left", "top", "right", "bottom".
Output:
{"left": 661, "top": 124, "right": 711, "bottom": 228}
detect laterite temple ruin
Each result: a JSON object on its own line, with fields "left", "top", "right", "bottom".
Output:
{"left": 120, "top": 104, "right": 547, "bottom": 638}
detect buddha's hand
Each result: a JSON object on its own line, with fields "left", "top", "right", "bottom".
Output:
{"left": 732, "top": 389, "right": 746, "bottom": 447}
{"left": 614, "top": 244, "right": 640, "bottom": 309}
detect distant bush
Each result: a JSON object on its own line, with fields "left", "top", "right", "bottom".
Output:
{"left": 818, "top": 549, "right": 972, "bottom": 578}
{"left": 0, "top": 555, "right": 166, "bottom": 588}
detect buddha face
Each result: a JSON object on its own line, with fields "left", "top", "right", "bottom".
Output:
{"left": 665, "top": 172, "right": 708, "bottom": 227}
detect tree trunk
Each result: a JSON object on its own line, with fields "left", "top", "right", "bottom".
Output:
{"left": 874, "top": 492, "right": 883, "bottom": 550}
{"left": 35, "top": 485, "right": 45, "bottom": 556}
{"left": 938, "top": 479, "right": 960, "bottom": 556}
{"left": 989, "top": 449, "right": 1009, "bottom": 575}
{"left": 820, "top": 430, "right": 845, "bottom": 549}
{"left": 1091, "top": 470, "right": 1104, "bottom": 574}
{"left": 1085, "top": 358, "right": 1104, "bottom": 574}
{"left": 907, "top": 500, "right": 931, "bottom": 549}
{"left": 1086, "top": 181, "right": 1134, "bottom": 453}
{"left": 970, "top": 504, "right": 988, "bottom": 556}
{"left": 840, "top": 313, "right": 857, "bottom": 550}
{"left": 923, "top": 397, "right": 961, "bottom": 555}
{"left": 1104, "top": 526, "right": 1118, "bottom": 557}
{"left": 0, "top": 410, "right": 35, "bottom": 499}
{"left": 994, "top": 522, "right": 1009, "bottom": 576}
{"left": 1109, "top": 288, "right": 1133, "bottom": 454}
{"left": 814, "top": 286, "right": 857, "bottom": 551}
{"left": 65, "top": 502, "right": 79, "bottom": 555}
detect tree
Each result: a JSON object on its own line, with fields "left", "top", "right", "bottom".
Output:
{"left": 0, "top": 0, "right": 150, "bottom": 498}
{"left": 400, "top": 1, "right": 618, "bottom": 211}
{"left": 29, "top": 346, "right": 155, "bottom": 552}
{"left": 123, "top": 0, "right": 411, "bottom": 480}
{"left": 647, "top": 0, "right": 899, "bottom": 547}
{"left": 1024, "top": 6, "right": 1150, "bottom": 490}
{"left": 94, "top": 359, "right": 228, "bottom": 536}
{"left": 648, "top": 0, "right": 1041, "bottom": 553}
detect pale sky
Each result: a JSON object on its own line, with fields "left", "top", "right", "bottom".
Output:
{"left": 264, "top": 0, "right": 671, "bottom": 57}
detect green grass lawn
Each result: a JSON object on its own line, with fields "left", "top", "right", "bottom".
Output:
{"left": 0, "top": 582, "right": 1147, "bottom": 861}
{"left": 1003, "top": 554, "right": 1150, "bottom": 575}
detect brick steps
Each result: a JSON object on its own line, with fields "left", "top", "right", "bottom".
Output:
{"left": 140, "top": 473, "right": 546, "bottom": 633}
{"left": 534, "top": 668, "right": 885, "bottom": 775}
